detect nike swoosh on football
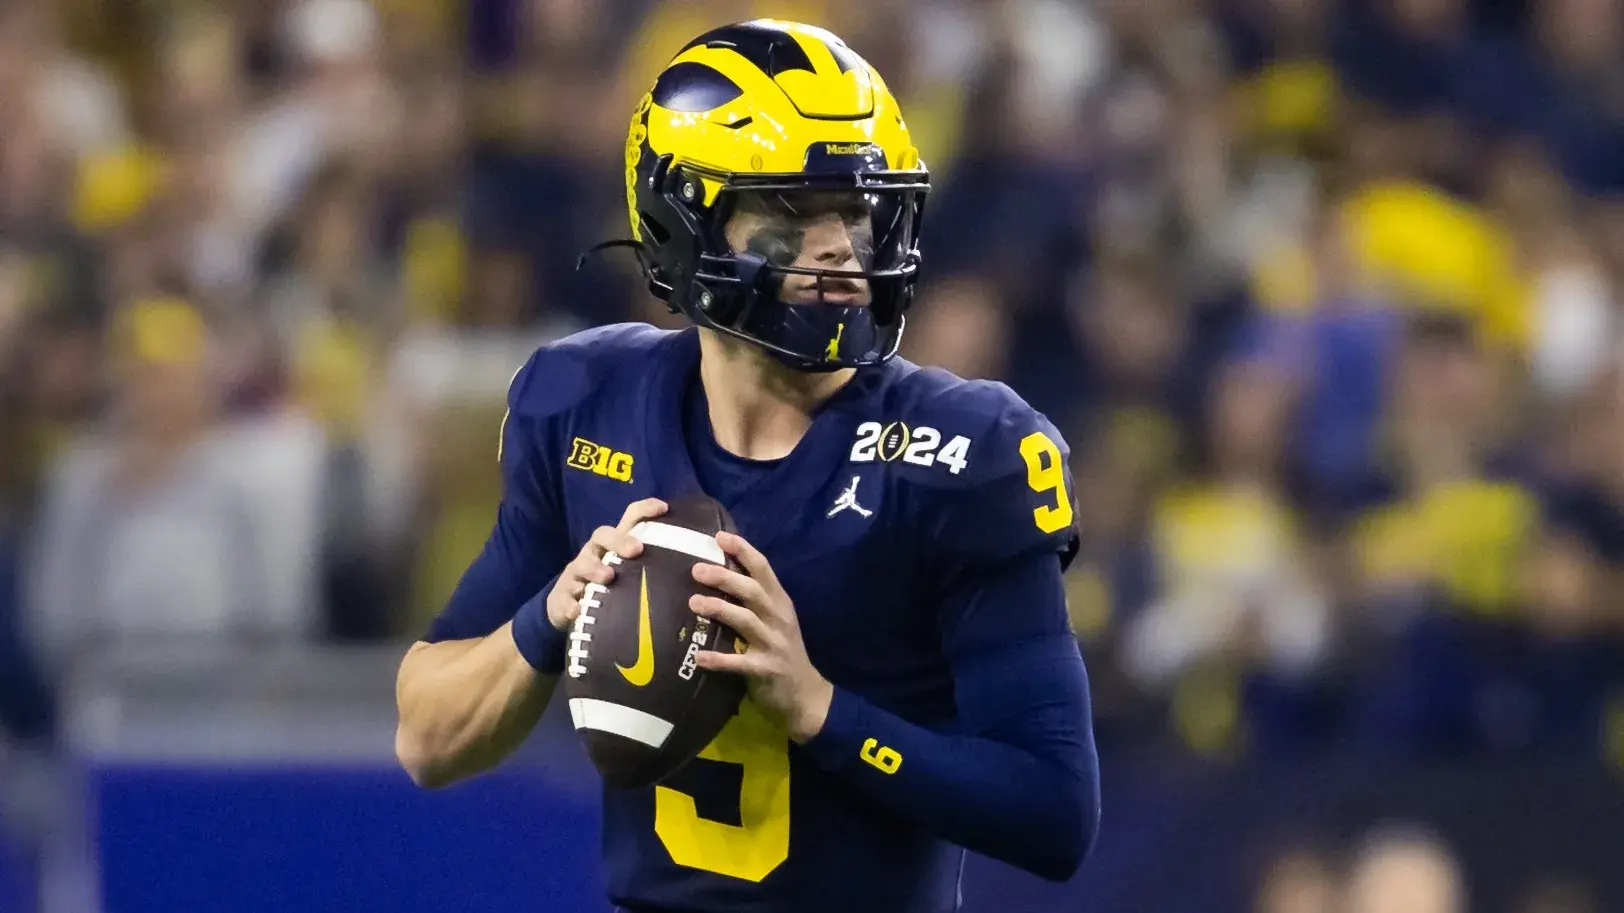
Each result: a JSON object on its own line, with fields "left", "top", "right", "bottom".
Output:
{"left": 616, "top": 569, "right": 656, "bottom": 687}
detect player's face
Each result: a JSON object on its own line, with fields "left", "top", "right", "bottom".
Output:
{"left": 723, "top": 191, "right": 875, "bottom": 308}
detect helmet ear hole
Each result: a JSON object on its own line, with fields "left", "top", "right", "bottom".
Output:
{"left": 648, "top": 154, "right": 672, "bottom": 190}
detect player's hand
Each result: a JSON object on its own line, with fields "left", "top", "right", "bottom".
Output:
{"left": 547, "top": 497, "right": 668, "bottom": 631}
{"left": 690, "top": 532, "right": 834, "bottom": 743}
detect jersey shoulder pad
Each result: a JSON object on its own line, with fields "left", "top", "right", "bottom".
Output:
{"left": 506, "top": 322, "right": 675, "bottom": 420}
{"left": 883, "top": 365, "right": 1062, "bottom": 484}
{"left": 886, "top": 366, "right": 1079, "bottom": 569}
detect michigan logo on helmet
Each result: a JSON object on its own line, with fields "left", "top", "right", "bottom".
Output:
{"left": 600, "top": 19, "right": 929, "bottom": 373}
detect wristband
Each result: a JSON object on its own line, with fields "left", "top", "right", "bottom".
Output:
{"left": 511, "top": 576, "right": 568, "bottom": 674}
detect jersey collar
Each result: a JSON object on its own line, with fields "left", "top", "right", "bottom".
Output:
{"left": 643, "top": 328, "right": 885, "bottom": 553}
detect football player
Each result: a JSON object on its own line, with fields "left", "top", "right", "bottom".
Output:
{"left": 395, "top": 19, "right": 1099, "bottom": 912}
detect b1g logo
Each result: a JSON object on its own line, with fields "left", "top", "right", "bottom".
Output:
{"left": 567, "top": 436, "right": 634, "bottom": 482}
{"left": 849, "top": 421, "right": 970, "bottom": 474}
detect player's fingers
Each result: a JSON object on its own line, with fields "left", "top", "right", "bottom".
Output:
{"left": 690, "top": 594, "right": 770, "bottom": 645}
{"left": 693, "top": 649, "right": 767, "bottom": 678}
{"left": 691, "top": 563, "right": 772, "bottom": 613}
{"left": 589, "top": 524, "right": 643, "bottom": 561}
{"left": 579, "top": 527, "right": 611, "bottom": 560}
{"left": 716, "top": 532, "right": 782, "bottom": 593}
{"left": 568, "top": 553, "right": 614, "bottom": 587}
{"left": 559, "top": 574, "right": 587, "bottom": 602}
{"left": 616, "top": 497, "right": 668, "bottom": 532}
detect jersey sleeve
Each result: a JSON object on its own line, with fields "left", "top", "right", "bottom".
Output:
{"left": 421, "top": 352, "right": 575, "bottom": 643}
{"left": 923, "top": 388, "right": 1081, "bottom": 577}
{"left": 800, "top": 549, "right": 1100, "bottom": 880}
{"left": 796, "top": 387, "right": 1099, "bottom": 877}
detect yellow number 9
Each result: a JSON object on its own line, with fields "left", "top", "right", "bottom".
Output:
{"left": 1020, "top": 431, "right": 1074, "bottom": 534}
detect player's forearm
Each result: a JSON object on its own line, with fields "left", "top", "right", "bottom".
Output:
{"left": 394, "top": 622, "right": 554, "bottom": 789}
{"left": 800, "top": 641, "right": 1101, "bottom": 880}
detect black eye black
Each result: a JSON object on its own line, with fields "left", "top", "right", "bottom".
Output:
{"left": 745, "top": 229, "right": 801, "bottom": 266}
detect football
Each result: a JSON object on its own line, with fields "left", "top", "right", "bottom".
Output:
{"left": 562, "top": 494, "right": 748, "bottom": 789}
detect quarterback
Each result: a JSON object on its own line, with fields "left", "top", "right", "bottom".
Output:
{"left": 395, "top": 19, "right": 1100, "bottom": 912}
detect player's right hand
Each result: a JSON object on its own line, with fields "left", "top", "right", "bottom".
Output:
{"left": 546, "top": 497, "right": 668, "bottom": 631}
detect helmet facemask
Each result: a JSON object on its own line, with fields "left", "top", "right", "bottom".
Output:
{"left": 628, "top": 159, "right": 927, "bottom": 373}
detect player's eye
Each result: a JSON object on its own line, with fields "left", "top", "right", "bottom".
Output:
{"left": 745, "top": 226, "right": 802, "bottom": 267}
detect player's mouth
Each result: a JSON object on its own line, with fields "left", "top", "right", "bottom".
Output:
{"left": 783, "top": 281, "right": 871, "bottom": 308}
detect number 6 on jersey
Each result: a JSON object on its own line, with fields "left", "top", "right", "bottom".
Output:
{"left": 1020, "top": 431, "right": 1074, "bottom": 534}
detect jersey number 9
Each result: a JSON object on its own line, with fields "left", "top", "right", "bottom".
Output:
{"left": 1020, "top": 431, "right": 1074, "bottom": 534}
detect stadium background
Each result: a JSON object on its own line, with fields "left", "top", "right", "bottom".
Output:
{"left": 1, "top": 0, "right": 1623, "bottom": 910}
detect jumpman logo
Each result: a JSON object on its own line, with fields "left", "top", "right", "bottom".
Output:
{"left": 825, "top": 322, "right": 845, "bottom": 362}
{"left": 826, "top": 475, "right": 873, "bottom": 519}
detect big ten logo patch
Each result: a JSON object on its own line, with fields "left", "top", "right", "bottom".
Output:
{"left": 567, "top": 437, "right": 635, "bottom": 483}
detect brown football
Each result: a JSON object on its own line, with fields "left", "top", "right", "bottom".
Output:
{"left": 562, "top": 494, "right": 748, "bottom": 789}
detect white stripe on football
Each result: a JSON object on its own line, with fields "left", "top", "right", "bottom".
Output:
{"left": 630, "top": 521, "right": 726, "bottom": 564}
{"left": 568, "top": 698, "right": 674, "bottom": 748}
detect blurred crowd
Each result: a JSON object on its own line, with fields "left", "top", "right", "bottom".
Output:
{"left": 1253, "top": 825, "right": 1597, "bottom": 913}
{"left": 0, "top": 0, "right": 1622, "bottom": 887}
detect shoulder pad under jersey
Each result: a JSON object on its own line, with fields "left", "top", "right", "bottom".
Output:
{"left": 506, "top": 323, "right": 675, "bottom": 420}
{"left": 872, "top": 365, "right": 1082, "bottom": 570}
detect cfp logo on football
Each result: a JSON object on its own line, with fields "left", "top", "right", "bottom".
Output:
{"left": 568, "top": 436, "right": 634, "bottom": 482}
{"left": 677, "top": 618, "right": 711, "bottom": 681}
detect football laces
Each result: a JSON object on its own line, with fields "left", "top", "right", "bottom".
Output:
{"left": 567, "top": 551, "right": 622, "bottom": 678}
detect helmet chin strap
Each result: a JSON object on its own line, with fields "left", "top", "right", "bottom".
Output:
{"left": 574, "top": 238, "right": 644, "bottom": 272}
{"left": 575, "top": 238, "right": 675, "bottom": 305}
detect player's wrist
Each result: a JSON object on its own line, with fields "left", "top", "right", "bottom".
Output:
{"left": 796, "top": 685, "right": 877, "bottom": 769}
{"left": 788, "top": 676, "right": 835, "bottom": 743}
{"left": 512, "top": 578, "right": 570, "bottom": 674}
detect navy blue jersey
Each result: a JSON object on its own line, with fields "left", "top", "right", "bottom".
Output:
{"left": 428, "top": 324, "right": 1095, "bottom": 912}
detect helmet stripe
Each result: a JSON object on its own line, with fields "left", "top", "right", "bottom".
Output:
{"left": 651, "top": 62, "right": 743, "bottom": 113}
{"left": 678, "top": 22, "right": 814, "bottom": 79}
{"left": 787, "top": 31, "right": 845, "bottom": 79}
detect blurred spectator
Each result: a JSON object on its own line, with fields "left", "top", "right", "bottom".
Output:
{"left": 1336, "top": 141, "right": 1531, "bottom": 357}
{"left": 1343, "top": 825, "right": 1466, "bottom": 913}
{"left": 1248, "top": 205, "right": 1398, "bottom": 505}
{"left": 24, "top": 297, "right": 321, "bottom": 664}
{"left": 1253, "top": 844, "right": 1341, "bottom": 913}
{"left": 1525, "top": 0, "right": 1624, "bottom": 198}
{"left": 1122, "top": 355, "right": 1335, "bottom": 756}
{"left": 1340, "top": 311, "right": 1547, "bottom": 755}
{"left": 1483, "top": 142, "right": 1616, "bottom": 404}
{"left": 0, "top": 2, "right": 128, "bottom": 162}
{"left": 1035, "top": 253, "right": 1194, "bottom": 464}
{"left": 1345, "top": 311, "right": 1530, "bottom": 620}
{"left": 1516, "top": 878, "right": 1600, "bottom": 913}
{"left": 902, "top": 275, "right": 1010, "bottom": 380}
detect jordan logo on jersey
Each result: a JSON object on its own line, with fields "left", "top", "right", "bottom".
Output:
{"left": 826, "top": 476, "right": 873, "bottom": 519}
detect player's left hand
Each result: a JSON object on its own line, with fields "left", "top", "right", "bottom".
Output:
{"left": 689, "top": 532, "right": 833, "bottom": 743}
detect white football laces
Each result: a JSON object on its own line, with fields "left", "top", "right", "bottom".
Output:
{"left": 567, "top": 550, "right": 622, "bottom": 678}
